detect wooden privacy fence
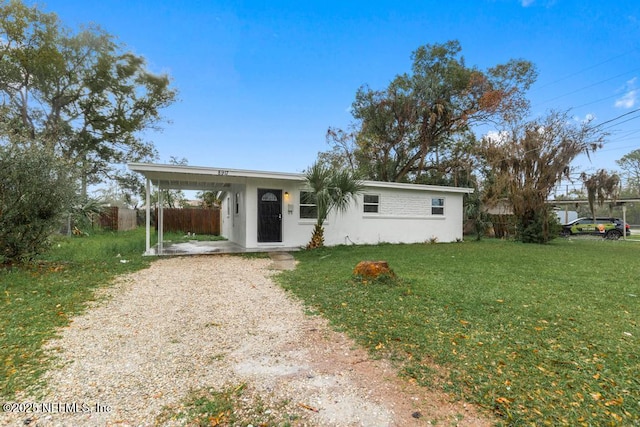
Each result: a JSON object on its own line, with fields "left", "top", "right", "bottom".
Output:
{"left": 155, "top": 208, "right": 221, "bottom": 235}
{"left": 98, "top": 207, "right": 137, "bottom": 231}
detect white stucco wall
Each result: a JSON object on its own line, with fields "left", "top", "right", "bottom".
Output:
{"left": 220, "top": 184, "right": 247, "bottom": 246}
{"left": 223, "top": 181, "right": 468, "bottom": 249}
{"left": 318, "top": 186, "right": 465, "bottom": 245}
{"left": 241, "top": 180, "right": 304, "bottom": 248}
{"left": 129, "top": 162, "right": 471, "bottom": 252}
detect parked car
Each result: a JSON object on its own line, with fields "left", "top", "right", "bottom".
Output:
{"left": 560, "top": 217, "right": 631, "bottom": 239}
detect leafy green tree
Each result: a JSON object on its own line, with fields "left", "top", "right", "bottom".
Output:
{"left": 304, "top": 162, "right": 363, "bottom": 249}
{"left": 152, "top": 157, "right": 189, "bottom": 208}
{"left": 323, "top": 40, "right": 537, "bottom": 184}
{"left": 0, "top": 0, "right": 176, "bottom": 195}
{"left": 94, "top": 182, "right": 139, "bottom": 209}
{"left": 197, "top": 191, "right": 224, "bottom": 208}
{"left": 0, "top": 144, "right": 77, "bottom": 263}
{"left": 479, "top": 110, "right": 605, "bottom": 243}
{"left": 616, "top": 149, "right": 640, "bottom": 195}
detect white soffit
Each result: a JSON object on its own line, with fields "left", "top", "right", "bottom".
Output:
{"left": 128, "top": 162, "right": 305, "bottom": 190}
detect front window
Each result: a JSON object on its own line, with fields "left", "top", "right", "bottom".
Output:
{"left": 300, "top": 191, "right": 317, "bottom": 219}
{"left": 363, "top": 194, "right": 379, "bottom": 213}
{"left": 431, "top": 198, "right": 444, "bottom": 215}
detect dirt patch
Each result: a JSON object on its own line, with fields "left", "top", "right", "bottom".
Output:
{"left": 1, "top": 255, "right": 492, "bottom": 426}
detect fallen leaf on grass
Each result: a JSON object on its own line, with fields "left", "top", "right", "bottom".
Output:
{"left": 604, "top": 397, "right": 623, "bottom": 406}
{"left": 495, "top": 397, "right": 512, "bottom": 405}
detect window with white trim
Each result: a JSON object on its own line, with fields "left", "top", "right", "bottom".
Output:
{"left": 431, "top": 198, "right": 444, "bottom": 215}
{"left": 363, "top": 194, "right": 379, "bottom": 213}
{"left": 299, "top": 191, "right": 317, "bottom": 219}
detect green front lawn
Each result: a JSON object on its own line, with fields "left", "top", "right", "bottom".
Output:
{"left": 277, "top": 239, "right": 639, "bottom": 426}
{"left": 3, "top": 230, "right": 638, "bottom": 426}
{"left": 0, "top": 228, "right": 152, "bottom": 398}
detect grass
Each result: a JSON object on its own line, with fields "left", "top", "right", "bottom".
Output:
{"left": 3, "top": 229, "right": 638, "bottom": 425}
{"left": 0, "top": 228, "right": 152, "bottom": 399}
{"left": 276, "top": 239, "right": 640, "bottom": 426}
{"left": 155, "top": 384, "right": 298, "bottom": 426}
{"left": 625, "top": 228, "right": 640, "bottom": 241}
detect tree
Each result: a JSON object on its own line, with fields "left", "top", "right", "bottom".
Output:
{"left": 616, "top": 149, "right": 640, "bottom": 195}
{"left": 580, "top": 169, "right": 620, "bottom": 220}
{"left": 304, "top": 162, "right": 363, "bottom": 249}
{"left": 197, "top": 191, "right": 224, "bottom": 208}
{"left": 479, "top": 110, "right": 606, "bottom": 243}
{"left": 152, "top": 156, "right": 189, "bottom": 208}
{"left": 0, "top": 144, "right": 77, "bottom": 263}
{"left": 0, "top": 0, "right": 177, "bottom": 195}
{"left": 319, "top": 127, "right": 360, "bottom": 172}
{"left": 323, "top": 40, "right": 537, "bottom": 184}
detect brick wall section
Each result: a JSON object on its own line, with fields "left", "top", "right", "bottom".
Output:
{"left": 374, "top": 190, "right": 431, "bottom": 216}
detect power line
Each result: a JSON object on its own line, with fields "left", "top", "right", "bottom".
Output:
{"left": 535, "top": 67, "right": 640, "bottom": 107}
{"left": 534, "top": 48, "right": 640, "bottom": 91}
{"left": 572, "top": 93, "right": 622, "bottom": 109}
{"left": 594, "top": 145, "right": 638, "bottom": 156}
{"left": 592, "top": 107, "right": 640, "bottom": 130}
{"left": 601, "top": 114, "right": 640, "bottom": 130}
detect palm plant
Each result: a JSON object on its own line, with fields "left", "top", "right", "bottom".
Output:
{"left": 305, "top": 162, "right": 363, "bottom": 249}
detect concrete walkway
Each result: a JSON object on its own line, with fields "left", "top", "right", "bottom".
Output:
{"left": 268, "top": 252, "right": 297, "bottom": 270}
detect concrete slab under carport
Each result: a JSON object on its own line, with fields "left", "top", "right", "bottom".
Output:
{"left": 146, "top": 240, "right": 301, "bottom": 256}
{"left": 145, "top": 240, "right": 299, "bottom": 271}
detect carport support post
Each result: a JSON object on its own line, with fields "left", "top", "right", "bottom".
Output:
{"left": 158, "top": 183, "right": 164, "bottom": 255}
{"left": 145, "top": 178, "right": 151, "bottom": 254}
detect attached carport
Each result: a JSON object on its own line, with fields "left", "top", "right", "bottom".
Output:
{"left": 127, "top": 162, "right": 304, "bottom": 255}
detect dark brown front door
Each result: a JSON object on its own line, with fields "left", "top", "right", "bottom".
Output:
{"left": 257, "top": 189, "right": 282, "bottom": 242}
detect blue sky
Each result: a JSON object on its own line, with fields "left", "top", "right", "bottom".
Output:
{"left": 37, "top": 0, "right": 640, "bottom": 192}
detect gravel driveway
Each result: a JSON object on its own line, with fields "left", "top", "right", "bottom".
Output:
{"left": 2, "top": 255, "right": 490, "bottom": 426}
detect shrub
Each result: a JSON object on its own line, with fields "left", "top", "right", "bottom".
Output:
{"left": 0, "top": 145, "right": 77, "bottom": 263}
{"left": 517, "top": 208, "right": 561, "bottom": 244}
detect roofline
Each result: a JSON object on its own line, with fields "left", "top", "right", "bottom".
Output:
{"left": 127, "top": 162, "right": 474, "bottom": 193}
{"left": 127, "top": 162, "right": 305, "bottom": 181}
{"left": 361, "top": 180, "right": 474, "bottom": 193}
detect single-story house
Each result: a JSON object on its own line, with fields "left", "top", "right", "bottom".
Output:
{"left": 128, "top": 162, "right": 474, "bottom": 254}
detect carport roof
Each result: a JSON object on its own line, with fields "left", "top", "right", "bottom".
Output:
{"left": 128, "top": 162, "right": 305, "bottom": 191}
